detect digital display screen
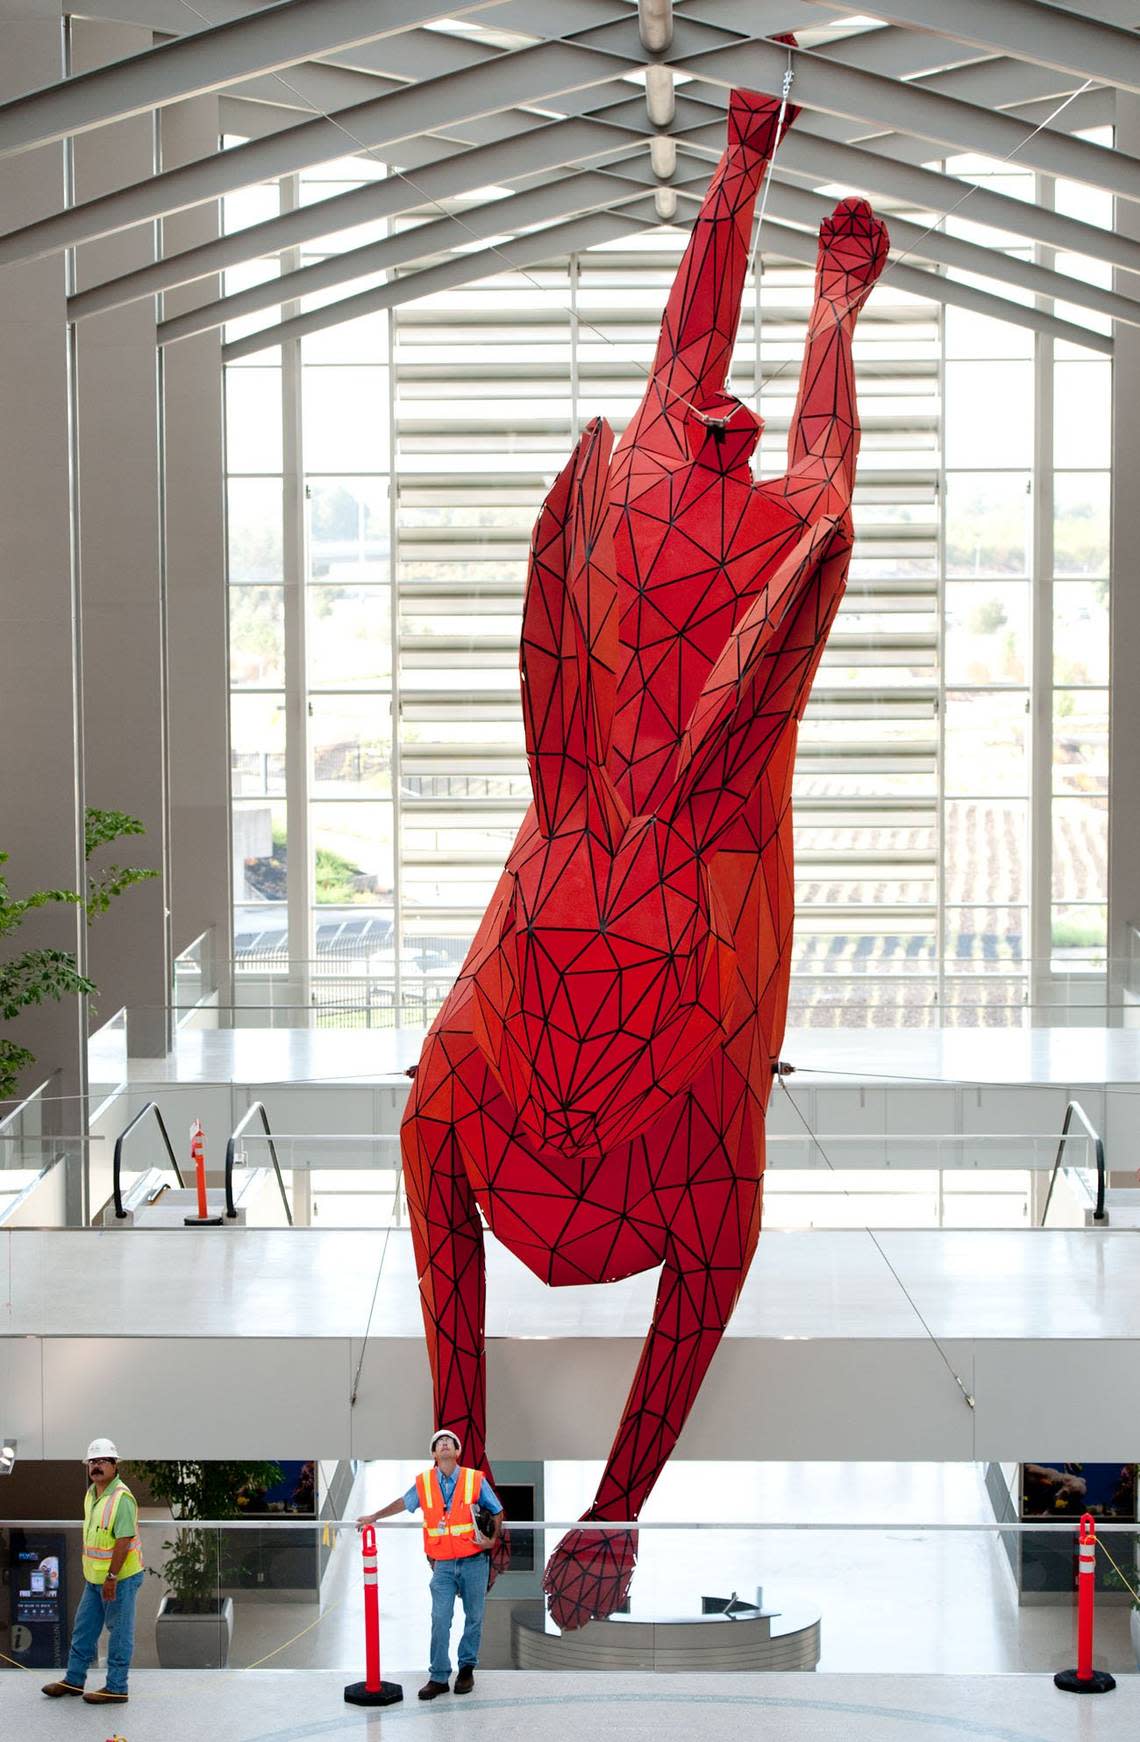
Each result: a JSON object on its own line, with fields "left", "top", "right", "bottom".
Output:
{"left": 495, "top": 1484, "right": 536, "bottom": 1572}
{"left": 1021, "top": 1463, "right": 1137, "bottom": 1521}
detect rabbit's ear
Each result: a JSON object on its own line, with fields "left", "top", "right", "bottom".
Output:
{"left": 667, "top": 516, "right": 847, "bottom": 850}
{"left": 521, "top": 418, "right": 626, "bottom": 843}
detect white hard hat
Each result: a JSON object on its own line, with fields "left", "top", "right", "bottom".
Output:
{"left": 83, "top": 1438, "right": 118, "bottom": 1463}
{"left": 430, "top": 1429, "right": 462, "bottom": 1454}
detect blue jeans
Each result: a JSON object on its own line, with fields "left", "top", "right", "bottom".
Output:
{"left": 428, "top": 1554, "right": 489, "bottom": 1683}
{"left": 64, "top": 1571, "right": 143, "bottom": 1694}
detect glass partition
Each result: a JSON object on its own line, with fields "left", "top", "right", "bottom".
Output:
{"left": 169, "top": 952, "right": 1139, "bottom": 1034}
{"left": 0, "top": 1083, "right": 91, "bottom": 1228}
{"left": 1, "top": 1512, "right": 1135, "bottom": 1678}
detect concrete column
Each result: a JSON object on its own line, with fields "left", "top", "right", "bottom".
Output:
{"left": 0, "top": 3, "right": 88, "bottom": 1150}
{"left": 71, "top": 18, "right": 171, "bottom": 1059}
{"left": 1108, "top": 94, "right": 1140, "bottom": 994}
{"left": 160, "top": 96, "right": 231, "bottom": 992}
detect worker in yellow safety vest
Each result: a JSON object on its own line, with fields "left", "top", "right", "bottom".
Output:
{"left": 359, "top": 1428, "right": 503, "bottom": 1701}
{"left": 42, "top": 1438, "right": 144, "bottom": 1707}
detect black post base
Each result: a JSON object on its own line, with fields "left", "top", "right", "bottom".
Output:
{"left": 344, "top": 1680, "right": 404, "bottom": 1707}
{"left": 183, "top": 1214, "right": 225, "bottom": 1226}
{"left": 1054, "top": 1668, "right": 1117, "bottom": 1695}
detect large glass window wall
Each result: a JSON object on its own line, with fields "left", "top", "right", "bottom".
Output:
{"left": 223, "top": 146, "right": 1113, "bottom": 1029}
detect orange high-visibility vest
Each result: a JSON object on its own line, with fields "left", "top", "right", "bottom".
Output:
{"left": 416, "top": 1466, "right": 484, "bottom": 1561}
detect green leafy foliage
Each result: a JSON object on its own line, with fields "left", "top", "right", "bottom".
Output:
{"left": 83, "top": 808, "right": 157, "bottom": 920}
{"left": 85, "top": 863, "right": 158, "bottom": 920}
{"left": 0, "top": 808, "right": 158, "bottom": 1100}
{"left": 129, "top": 1459, "right": 285, "bottom": 1609}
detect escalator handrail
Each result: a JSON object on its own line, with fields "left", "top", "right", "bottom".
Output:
{"left": 111, "top": 1101, "right": 185, "bottom": 1220}
{"left": 1041, "top": 1099, "right": 1106, "bottom": 1226}
{"left": 225, "top": 1102, "right": 293, "bottom": 1225}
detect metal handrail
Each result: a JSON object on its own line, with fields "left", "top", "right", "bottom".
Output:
{"left": 1041, "top": 1100, "right": 1106, "bottom": 1226}
{"left": 3, "top": 1514, "right": 1140, "bottom": 1535}
{"left": 225, "top": 1102, "right": 293, "bottom": 1225}
{"left": 111, "top": 1101, "right": 185, "bottom": 1220}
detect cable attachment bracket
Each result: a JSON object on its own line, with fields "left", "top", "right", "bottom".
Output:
{"left": 781, "top": 50, "right": 795, "bottom": 105}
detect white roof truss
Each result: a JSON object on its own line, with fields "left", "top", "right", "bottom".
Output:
{"left": 0, "top": 0, "right": 1135, "bottom": 353}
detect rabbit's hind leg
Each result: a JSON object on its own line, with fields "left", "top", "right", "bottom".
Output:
{"left": 402, "top": 1038, "right": 490, "bottom": 1473}
{"left": 543, "top": 1164, "right": 762, "bottom": 1629}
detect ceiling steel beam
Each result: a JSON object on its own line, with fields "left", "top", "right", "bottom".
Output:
{"left": 219, "top": 187, "right": 1114, "bottom": 366}
{"left": 313, "top": 5, "right": 629, "bottom": 103}
{"left": 220, "top": 61, "right": 404, "bottom": 116}
{"left": 813, "top": 46, "right": 1108, "bottom": 162}
{"left": 0, "top": 7, "right": 742, "bottom": 264}
{"left": 6, "top": 0, "right": 1135, "bottom": 294}
{"left": 746, "top": 212, "right": 1114, "bottom": 356}
{"left": 783, "top": 97, "right": 1109, "bottom": 170}
{"left": 679, "top": 1, "right": 837, "bottom": 34}
{"left": 0, "top": 0, "right": 497, "bottom": 158}
{"left": 750, "top": 171, "right": 1140, "bottom": 327}
{"left": 813, "top": 0, "right": 1140, "bottom": 95}
{"left": 147, "top": 83, "right": 1140, "bottom": 327}
{"left": 68, "top": 115, "right": 642, "bottom": 319}
{"left": 675, "top": 38, "right": 1140, "bottom": 197}
{"left": 0, "top": 40, "right": 633, "bottom": 266}
{"left": 810, "top": 23, "right": 989, "bottom": 80}
{"left": 669, "top": 98, "right": 1140, "bottom": 276}
{"left": 1006, "top": 87, "right": 1116, "bottom": 129}
{"left": 57, "top": 0, "right": 278, "bottom": 28}
{"left": 911, "top": 53, "right": 1087, "bottom": 110}
{"left": 180, "top": 134, "right": 1140, "bottom": 348}
{"left": 776, "top": 131, "right": 1140, "bottom": 272}
{"left": 218, "top": 199, "right": 664, "bottom": 360}
{"left": 157, "top": 159, "right": 680, "bottom": 344}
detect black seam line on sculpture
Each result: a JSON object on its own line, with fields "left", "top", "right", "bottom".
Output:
{"left": 778, "top": 1078, "right": 976, "bottom": 1413}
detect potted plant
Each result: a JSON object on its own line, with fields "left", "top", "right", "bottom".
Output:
{"left": 129, "top": 1459, "right": 282, "bottom": 1668}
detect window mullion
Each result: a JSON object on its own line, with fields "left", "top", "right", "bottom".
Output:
{"left": 281, "top": 172, "right": 313, "bottom": 994}
{"left": 1031, "top": 175, "right": 1056, "bottom": 992}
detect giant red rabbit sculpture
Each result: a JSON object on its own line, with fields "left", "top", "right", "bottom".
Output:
{"left": 400, "top": 83, "right": 889, "bottom": 1630}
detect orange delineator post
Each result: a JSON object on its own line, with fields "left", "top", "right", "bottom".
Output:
{"left": 192, "top": 1122, "right": 207, "bottom": 1219}
{"left": 363, "top": 1524, "right": 380, "bottom": 1691}
{"left": 183, "top": 1119, "right": 223, "bottom": 1226}
{"left": 1054, "top": 1512, "right": 1116, "bottom": 1695}
{"left": 344, "top": 1526, "right": 403, "bottom": 1707}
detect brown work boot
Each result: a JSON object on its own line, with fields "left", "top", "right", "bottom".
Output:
{"left": 41, "top": 1681, "right": 84, "bottom": 1697}
{"left": 82, "top": 1687, "right": 128, "bottom": 1703}
{"left": 454, "top": 1665, "right": 475, "bottom": 1694}
{"left": 418, "top": 1679, "right": 450, "bottom": 1700}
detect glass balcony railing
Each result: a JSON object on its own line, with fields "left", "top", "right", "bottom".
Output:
{"left": 170, "top": 948, "right": 1140, "bottom": 1035}
{"left": 0, "top": 1511, "right": 1136, "bottom": 1678}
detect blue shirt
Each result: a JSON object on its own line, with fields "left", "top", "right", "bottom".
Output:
{"left": 404, "top": 1468, "right": 502, "bottom": 1516}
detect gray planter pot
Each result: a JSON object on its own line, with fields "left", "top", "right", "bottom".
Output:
{"left": 1131, "top": 1605, "right": 1140, "bottom": 1671}
{"left": 155, "top": 1595, "right": 234, "bottom": 1668}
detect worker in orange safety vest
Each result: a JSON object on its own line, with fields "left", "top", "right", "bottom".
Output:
{"left": 359, "top": 1428, "right": 502, "bottom": 1700}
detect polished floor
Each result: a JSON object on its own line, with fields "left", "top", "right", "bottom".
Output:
{"left": 4, "top": 1224, "right": 1139, "bottom": 1341}
{"left": 4, "top": 1669, "right": 1137, "bottom": 1742}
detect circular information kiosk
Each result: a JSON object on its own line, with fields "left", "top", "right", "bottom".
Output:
{"left": 512, "top": 1594, "right": 821, "bottom": 1671}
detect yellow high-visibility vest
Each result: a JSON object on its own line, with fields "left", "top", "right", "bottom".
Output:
{"left": 81, "top": 1479, "right": 143, "bottom": 1585}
